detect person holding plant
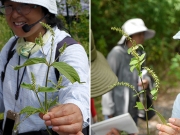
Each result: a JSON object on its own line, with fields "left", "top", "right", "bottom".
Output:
{"left": 105, "top": 18, "right": 155, "bottom": 124}
{"left": 0, "top": 0, "right": 89, "bottom": 135}
{"left": 156, "top": 31, "right": 180, "bottom": 135}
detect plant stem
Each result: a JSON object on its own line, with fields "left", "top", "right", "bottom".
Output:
{"left": 140, "top": 77, "right": 150, "bottom": 135}
{"left": 35, "top": 92, "right": 44, "bottom": 111}
{"left": 46, "top": 126, "right": 52, "bottom": 135}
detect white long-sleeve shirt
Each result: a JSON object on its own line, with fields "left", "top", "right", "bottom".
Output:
{"left": 0, "top": 27, "right": 90, "bottom": 133}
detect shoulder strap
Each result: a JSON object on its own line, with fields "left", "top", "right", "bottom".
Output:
{"left": 1, "top": 38, "right": 18, "bottom": 82}
{"left": 55, "top": 36, "right": 78, "bottom": 80}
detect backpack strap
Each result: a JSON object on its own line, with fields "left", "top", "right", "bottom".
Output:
{"left": 55, "top": 36, "right": 78, "bottom": 80}
{"left": 1, "top": 38, "right": 18, "bottom": 82}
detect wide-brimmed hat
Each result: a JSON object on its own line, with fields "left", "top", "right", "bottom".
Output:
{"left": 118, "top": 18, "right": 155, "bottom": 44}
{"left": 173, "top": 31, "right": 180, "bottom": 39}
{"left": 1, "top": 0, "right": 58, "bottom": 14}
{"left": 91, "top": 30, "right": 118, "bottom": 98}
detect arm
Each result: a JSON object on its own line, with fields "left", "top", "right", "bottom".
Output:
{"left": 42, "top": 44, "right": 89, "bottom": 134}
{"left": 101, "top": 91, "right": 114, "bottom": 117}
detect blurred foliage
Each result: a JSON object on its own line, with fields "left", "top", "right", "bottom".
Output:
{"left": 0, "top": 0, "right": 89, "bottom": 119}
{"left": 91, "top": 0, "right": 180, "bottom": 91}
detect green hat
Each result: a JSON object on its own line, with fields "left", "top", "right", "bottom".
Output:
{"left": 91, "top": 30, "right": 118, "bottom": 98}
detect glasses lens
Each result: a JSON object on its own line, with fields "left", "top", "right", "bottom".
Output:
{"left": 0, "top": 6, "right": 12, "bottom": 15}
{"left": 20, "top": 4, "right": 32, "bottom": 15}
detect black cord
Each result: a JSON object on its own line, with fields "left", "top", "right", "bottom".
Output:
{"left": 15, "top": 44, "right": 36, "bottom": 100}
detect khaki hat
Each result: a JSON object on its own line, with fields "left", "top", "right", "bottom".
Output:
{"left": 118, "top": 18, "right": 155, "bottom": 44}
{"left": 1, "top": 0, "right": 58, "bottom": 14}
{"left": 91, "top": 30, "right": 118, "bottom": 98}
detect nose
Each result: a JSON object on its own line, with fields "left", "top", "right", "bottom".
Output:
{"left": 11, "top": 7, "right": 21, "bottom": 18}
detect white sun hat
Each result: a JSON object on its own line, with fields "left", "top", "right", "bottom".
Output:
{"left": 118, "top": 18, "right": 155, "bottom": 44}
{"left": 173, "top": 31, "right": 180, "bottom": 39}
{"left": 9, "top": 0, "right": 58, "bottom": 14}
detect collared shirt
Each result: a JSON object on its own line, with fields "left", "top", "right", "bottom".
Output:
{"left": 0, "top": 27, "right": 90, "bottom": 133}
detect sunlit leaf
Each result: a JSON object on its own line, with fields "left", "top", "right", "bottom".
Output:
{"left": 14, "top": 58, "right": 47, "bottom": 70}
{"left": 149, "top": 108, "right": 167, "bottom": 125}
{"left": 20, "top": 106, "right": 42, "bottom": 115}
{"left": 52, "top": 62, "right": 80, "bottom": 83}
{"left": 47, "top": 97, "right": 59, "bottom": 109}
{"left": 130, "top": 59, "right": 139, "bottom": 65}
{"left": 130, "top": 65, "right": 136, "bottom": 72}
{"left": 128, "top": 48, "right": 132, "bottom": 54}
{"left": 133, "top": 90, "right": 145, "bottom": 96}
{"left": 38, "top": 86, "right": 58, "bottom": 92}
{"left": 139, "top": 53, "right": 146, "bottom": 61}
{"left": 151, "top": 89, "right": 158, "bottom": 96}
{"left": 21, "top": 83, "right": 34, "bottom": 91}
{"left": 135, "top": 102, "right": 144, "bottom": 110}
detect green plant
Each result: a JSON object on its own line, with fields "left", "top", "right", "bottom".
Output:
{"left": 13, "top": 22, "right": 82, "bottom": 135}
{"left": 110, "top": 27, "right": 167, "bottom": 135}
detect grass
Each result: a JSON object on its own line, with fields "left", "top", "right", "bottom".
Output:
{"left": 0, "top": 114, "right": 3, "bottom": 119}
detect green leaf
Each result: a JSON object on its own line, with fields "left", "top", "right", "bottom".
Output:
{"left": 130, "top": 59, "right": 139, "bottom": 65}
{"left": 149, "top": 108, "right": 167, "bottom": 125}
{"left": 21, "top": 83, "right": 34, "bottom": 91}
{"left": 128, "top": 48, "right": 132, "bottom": 54}
{"left": 52, "top": 62, "right": 80, "bottom": 83}
{"left": 140, "top": 59, "right": 145, "bottom": 66}
{"left": 135, "top": 102, "right": 144, "bottom": 110}
{"left": 137, "top": 44, "right": 144, "bottom": 49}
{"left": 139, "top": 53, "right": 146, "bottom": 61}
{"left": 130, "top": 65, "right": 136, "bottom": 72}
{"left": 151, "top": 89, "right": 158, "bottom": 97}
{"left": 38, "top": 86, "right": 58, "bottom": 92}
{"left": 47, "top": 97, "right": 58, "bottom": 109}
{"left": 14, "top": 58, "right": 47, "bottom": 70}
{"left": 20, "top": 106, "right": 42, "bottom": 115}
{"left": 133, "top": 90, "right": 145, "bottom": 96}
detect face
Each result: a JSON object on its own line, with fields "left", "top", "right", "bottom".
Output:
{"left": 131, "top": 32, "right": 145, "bottom": 45}
{"left": 4, "top": 1, "right": 46, "bottom": 42}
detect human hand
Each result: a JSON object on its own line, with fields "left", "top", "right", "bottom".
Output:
{"left": 106, "top": 128, "right": 121, "bottom": 135}
{"left": 39, "top": 103, "right": 83, "bottom": 135}
{"left": 138, "top": 79, "right": 149, "bottom": 89}
{"left": 156, "top": 118, "right": 180, "bottom": 135}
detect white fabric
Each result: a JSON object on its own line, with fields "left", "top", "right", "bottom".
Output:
{"left": 101, "top": 91, "right": 114, "bottom": 116}
{"left": 0, "top": 27, "right": 89, "bottom": 133}
{"left": 11, "top": 0, "right": 58, "bottom": 14}
{"left": 172, "top": 93, "right": 180, "bottom": 118}
{"left": 173, "top": 31, "right": 180, "bottom": 40}
{"left": 118, "top": 18, "right": 155, "bottom": 44}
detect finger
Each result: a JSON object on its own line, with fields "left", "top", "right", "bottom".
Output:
{"left": 69, "top": 131, "right": 84, "bottom": 135}
{"left": 111, "top": 128, "right": 120, "bottom": 135}
{"left": 52, "top": 123, "right": 82, "bottom": 134}
{"left": 43, "top": 103, "right": 75, "bottom": 120}
{"left": 168, "top": 123, "right": 180, "bottom": 132}
{"left": 156, "top": 124, "right": 176, "bottom": 134}
{"left": 44, "top": 113, "right": 82, "bottom": 126}
{"left": 106, "top": 131, "right": 112, "bottom": 135}
{"left": 39, "top": 113, "right": 44, "bottom": 119}
{"left": 158, "top": 131, "right": 170, "bottom": 135}
{"left": 169, "top": 118, "right": 180, "bottom": 127}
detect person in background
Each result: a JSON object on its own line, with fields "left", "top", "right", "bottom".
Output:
{"left": 156, "top": 31, "right": 180, "bottom": 135}
{"left": 0, "top": 0, "right": 89, "bottom": 134}
{"left": 105, "top": 18, "right": 155, "bottom": 124}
